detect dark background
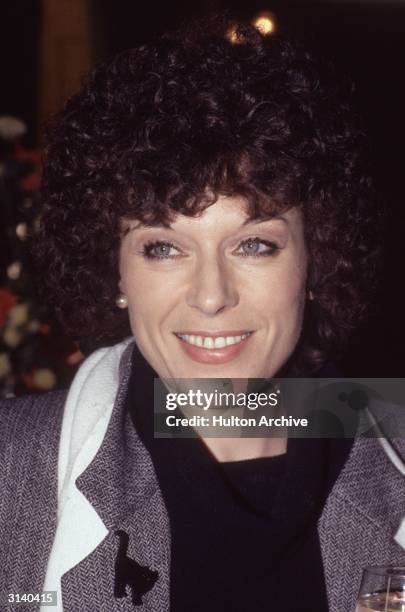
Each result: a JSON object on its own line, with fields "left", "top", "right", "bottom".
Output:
{"left": 1, "top": 0, "right": 404, "bottom": 377}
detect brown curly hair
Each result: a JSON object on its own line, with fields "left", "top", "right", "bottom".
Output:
{"left": 34, "top": 17, "right": 380, "bottom": 372}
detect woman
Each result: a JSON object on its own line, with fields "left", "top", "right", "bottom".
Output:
{"left": 1, "top": 17, "right": 405, "bottom": 612}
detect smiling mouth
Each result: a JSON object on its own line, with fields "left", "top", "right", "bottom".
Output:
{"left": 175, "top": 332, "right": 252, "bottom": 349}
{"left": 173, "top": 330, "right": 254, "bottom": 365}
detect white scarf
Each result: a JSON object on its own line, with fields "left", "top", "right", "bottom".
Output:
{"left": 40, "top": 337, "right": 134, "bottom": 612}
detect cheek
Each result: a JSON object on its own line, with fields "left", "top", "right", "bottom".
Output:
{"left": 126, "top": 297, "right": 145, "bottom": 334}
{"left": 251, "top": 263, "right": 307, "bottom": 318}
{"left": 122, "top": 268, "right": 179, "bottom": 335}
{"left": 119, "top": 263, "right": 147, "bottom": 332}
{"left": 278, "top": 273, "right": 307, "bottom": 346}
{"left": 279, "top": 277, "right": 307, "bottom": 333}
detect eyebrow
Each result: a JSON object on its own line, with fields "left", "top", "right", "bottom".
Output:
{"left": 121, "top": 221, "right": 173, "bottom": 236}
{"left": 243, "top": 215, "right": 287, "bottom": 226}
{"left": 123, "top": 214, "right": 287, "bottom": 234}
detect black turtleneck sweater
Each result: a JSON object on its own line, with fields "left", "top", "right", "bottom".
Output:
{"left": 127, "top": 346, "right": 353, "bottom": 612}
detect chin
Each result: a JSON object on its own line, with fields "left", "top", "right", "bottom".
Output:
{"left": 174, "top": 359, "right": 264, "bottom": 380}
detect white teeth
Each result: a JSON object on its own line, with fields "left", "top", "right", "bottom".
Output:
{"left": 214, "top": 337, "right": 226, "bottom": 349}
{"left": 203, "top": 337, "right": 214, "bottom": 349}
{"left": 226, "top": 335, "right": 242, "bottom": 346}
{"left": 178, "top": 333, "right": 251, "bottom": 349}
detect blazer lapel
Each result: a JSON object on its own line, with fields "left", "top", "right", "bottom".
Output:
{"left": 319, "top": 435, "right": 405, "bottom": 612}
{"left": 61, "top": 343, "right": 170, "bottom": 611}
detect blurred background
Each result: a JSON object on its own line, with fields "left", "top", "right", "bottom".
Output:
{"left": 0, "top": 0, "right": 404, "bottom": 396}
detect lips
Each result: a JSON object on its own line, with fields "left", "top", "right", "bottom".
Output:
{"left": 174, "top": 331, "right": 254, "bottom": 364}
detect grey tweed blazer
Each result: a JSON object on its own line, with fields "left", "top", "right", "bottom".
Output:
{"left": 1, "top": 342, "right": 405, "bottom": 611}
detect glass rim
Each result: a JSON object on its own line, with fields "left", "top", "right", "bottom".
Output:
{"left": 363, "top": 565, "right": 405, "bottom": 578}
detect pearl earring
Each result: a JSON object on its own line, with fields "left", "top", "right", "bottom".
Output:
{"left": 308, "top": 290, "right": 315, "bottom": 301}
{"left": 115, "top": 294, "right": 128, "bottom": 309}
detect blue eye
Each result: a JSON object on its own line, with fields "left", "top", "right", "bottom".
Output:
{"left": 237, "top": 238, "right": 279, "bottom": 257}
{"left": 141, "top": 237, "right": 279, "bottom": 260}
{"left": 143, "top": 240, "right": 180, "bottom": 259}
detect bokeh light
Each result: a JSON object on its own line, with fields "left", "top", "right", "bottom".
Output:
{"left": 252, "top": 12, "right": 276, "bottom": 36}
{"left": 226, "top": 24, "right": 240, "bottom": 44}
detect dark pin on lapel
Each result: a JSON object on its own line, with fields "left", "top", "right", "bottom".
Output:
{"left": 114, "top": 530, "right": 158, "bottom": 607}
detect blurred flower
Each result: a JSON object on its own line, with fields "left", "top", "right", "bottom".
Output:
{"left": 8, "top": 303, "right": 29, "bottom": 327}
{"left": 14, "top": 144, "right": 42, "bottom": 192}
{"left": 0, "top": 115, "right": 27, "bottom": 140}
{"left": 16, "top": 222, "right": 28, "bottom": 240}
{"left": 21, "top": 370, "right": 34, "bottom": 389}
{"left": 3, "top": 327, "right": 22, "bottom": 348}
{"left": 0, "top": 353, "right": 11, "bottom": 379}
{"left": 6, "top": 261, "right": 22, "bottom": 280}
{"left": 32, "top": 368, "right": 56, "bottom": 390}
{"left": 0, "top": 114, "right": 73, "bottom": 398}
{"left": 27, "top": 319, "right": 41, "bottom": 332}
{"left": 0, "top": 288, "right": 17, "bottom": 328}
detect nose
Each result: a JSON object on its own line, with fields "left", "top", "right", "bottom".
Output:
{"left": 186, "top": 255, "right": 239, "bottom": 315}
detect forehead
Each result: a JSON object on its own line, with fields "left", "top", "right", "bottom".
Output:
{"left": 122, "top": 195, "right": 302, "bottom": 233}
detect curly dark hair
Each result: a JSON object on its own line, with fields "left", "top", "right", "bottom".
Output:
{"left": 34, "top": 17, "right": 380, "bottom": 372}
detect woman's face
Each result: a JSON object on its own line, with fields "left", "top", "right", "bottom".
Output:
{"left": 119, "top": 196, "right": 308, "bottom": 380}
